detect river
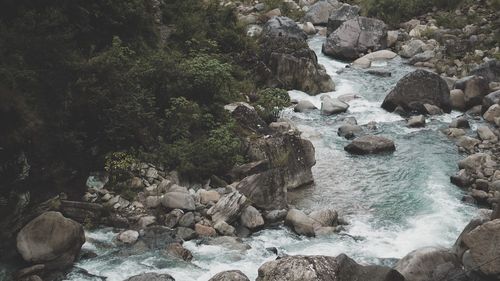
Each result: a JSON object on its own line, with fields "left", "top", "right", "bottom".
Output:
{"left": 65, "top": 36, "right": 478, "bottom": 281}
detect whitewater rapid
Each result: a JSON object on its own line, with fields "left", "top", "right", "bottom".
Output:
{"left": 65, "top": 36, "right": 478, "bottom": 281}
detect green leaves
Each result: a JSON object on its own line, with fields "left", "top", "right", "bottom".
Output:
{"left": 255, "top": 88, "right": 291, "bottom": 123}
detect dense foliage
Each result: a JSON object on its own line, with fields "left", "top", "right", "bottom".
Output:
{"left": 0, "top": 0, "right": 264, "bottom": 198}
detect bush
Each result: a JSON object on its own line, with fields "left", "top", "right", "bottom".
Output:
{"left": 104, "top": 151, "right": 137, "bottom": 183}
{"left": 255, "top": 88, "right": 291, "bottom": 123}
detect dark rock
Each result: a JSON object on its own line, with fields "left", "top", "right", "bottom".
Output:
{"left": 208, "top": 270, "right": 250, "bottom": 281}
{"left": 141, "top": 226, "right": 177, "bottom": 249}
{"left": 326, "top": 3, "right": 360, "bottom": 35}
{"left": 381, "top": 70, "right": 451, "bottom": 114}
{"left": 470, "top": 59, "right": 500, "bottom": 83}
{"left": 228, "top": 160, "right": 269, "bottom": 182}
{"left": 338, "top": 124, "right": 363, "bottom": 139}
{"left": 482, "top": 90, "right": 500, "bottom": 114}
{"left": 450, "top": 169, "right": 472, "bottom": 188}
{"left": 366, "top": 69, "right": 391, "bottom": 77}
{"left": 60, "top": 200, "right": 103, "bottom": 225}
{"left": 449, "top": 117, "right": 470, "bottom": 128}
{"left": 407, "top": 115, "right": 425, "bottom": 127}
{"left": 231, "top": 105, "right": 270, "bottom": 134}
{"left": 344, "top": 135, "right": 395, "bottom": 155}
{"left": 323, "top": 17, "right": 387, "bottom": 60}
{"left": 207, "top": 191, "right": 247, "bottom": 224}
{"left": 176, "top": 227, "right": 198, "bottom": 241}
{"left": 462, "top": 219, "right": 500, "bottom": 276}
{"left": 454, "top": 76, "right": 489, "bottom": 109}
{"left": 256, "top": 254, "right": 405, "bottom": 281}
{"left": 165, "top": 242, "right": 193, "bottom": 262}
{"left": 124, "top": 272, "right": 175, "bottom": 281}
{"left": 237, "top": 170, "right": 286, "bottom": 210}
{"left": 303, "top": 0, "right": 341, "bottom": 25}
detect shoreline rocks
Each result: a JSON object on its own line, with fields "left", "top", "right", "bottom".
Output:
{"left": 344, "top": 135, "right": 396, "bottom": 155}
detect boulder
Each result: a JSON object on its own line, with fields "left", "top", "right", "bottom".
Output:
{"left": 408, "top": 50, "right": 435, "bottom": 65}
{"left": 399, "top": 39, "right": 426, "bottom": 58}
{"left": 352, "top": 50, "right": 397, "bottom": 69}
{"left": 394, "top": 247, "right": 462, "bottom": 281}
{"left": 214, "top": 221, "right": 235, "bottom": 236}
{"left": 256, "top": 254, "right": 405, "bottom": 281}
{"left": 237, "top": 170, "right": 287, "bottom": 210}
{"left": 16, "top": 211, "right": 85, "bottom": 269}
{"left": 165, "top": 242, "right": 193, "bottom": 261}
{"left": 477, "top": 126, "right": 498, "bottom": 142}
{"left": 285, "top": 209, "right": 317, "bottom": 236}
{"left": 458, "top": 153, "right": 492, "bottom": 172}
{"left": 326, "top": 3, "right": 360, "bottom": 35}
{"left": 231, "top": 104, "right": 270, "bottom": 134}
{"left": 450, "top": 89, "right": 466, "bottom": 111}
{"left": 450, "top": 169, "right": 471, "bottom": 188}
{"left": 178, "top": 212, "right": 195, "bottom": 228}
{"left": 482, "top": 90, "right": 500, "bottom": 113}
{"left": 195, "top": 223, "right": 217, "bottom": 237}
{"left": 483, "top": 104, "right": 500, "bottom": 123}
{"left": 423, "top": 104, "right": 443, "bottom": 115}
{"left": 161, "top": 192, "right": 195, "bottom": 211}
{"left": 381, "top": 70, "right": 451, "bottom": 114}
{"left": 338, "top": 124, "right": 363, "bottom": 139}
{"left": 449, "top": 117, "right": 469, "bottom": 128}
{"left": 207, "top": 191, "right": 247, "bottom": 224}
{"left": 303, "top": 0, "right": 341, "bottom": 25}
{"left": 240, "top": 206, "right": 265, "bottom": 229}
{"left": 117, "top": 230, "right": 139, "bottom": 244}
{"left": 260, "top": 17, "right": 334, "bottom": 94}
{"left": 227, "top": 160, "right": 270, "bottom": 182}
{"left": 470, "top": 59, "right": 500, "bottom": 83}
{"left": 302, "top": 22, "right": 316, "bottom": 35}
{"left": 457, "top": 137, "right": 480, "bottom": 153}
{"left": 407, "top": 115, "right": 426, "bottom": 127}
{"left": 124, "top": 273, "right": 175, "bottom": 281}
{"left": 208, "top": 270, "right": 250, "bottom": 281}
{"left": 200, "top": 236, "right": 251, "bottom": 252}
{"left": 294, "top": 100, "right": 317, "bottom": 112}
{"left": 308, "top": 209, "right": 338, "bottom": 227}
{"left": 463, "top": 219, "right": 500, "bottom": 276}
{"left": 454, "top": 76, "right": 489, "bottom": 109}
{"left": 176, "top": 227, "right": 197, "bottom": 241}
{"left": 199, "top": 190, "right": 221, "bottom": 205}
{"left": 344, "top": 135, "right": 395, "bottom": 155}
{"left": 322, "top": 17, "right": 387, "bottom": 60}
{"left": 321, "top": 97, "right": 349, "bottom": 115}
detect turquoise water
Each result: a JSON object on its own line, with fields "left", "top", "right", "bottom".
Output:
{"left": 4, "top": 36, "right": 478, "bottom": 281}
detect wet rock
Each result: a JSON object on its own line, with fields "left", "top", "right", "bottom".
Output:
{"left": 124, "top": 272, "right": 175, "bottom": 281}
{"left": 256, "top": 254, "right": 405, "bottom": 281}
{"left": 200, "top": 236, "right": 251, "bottom": 251}
{"left": 344, "top": 135, "right": 395, "bottom": 155}
{"left": 326, "top": 3, "right": 361, "bottom": 35}
{"left": 366, "top": 69, "right": 392, "bottom": 77}
{"left": 16, "top": 211, "right": 85, "bottom": 269}
{"left": 294, "top": 100, "right": 317, "bottom": 112}
{"left": 263, "top": 209, "right": 288, "bottom": 223}
{"left": 423, "top": 104, "right": 443, "bottom": 115}
{"left": 207, "top": 191, "right": 247, "bottom": 224}
{"left": 322, "top": 17, "right": 387, "bottom": 60}
{"left": 449, "top": 117, "right": 469, "bottom": 128}
{"left": 303, "top": 0, "right": 341, "bottom": 25}
{"left": 463, "top": 219, "right": 500, "bottom": 276}
{"left": 308, "top": 209, "right": 338, "bottom": 227}
{"left": 382, "top": 70, "right": 451, "bottom": 114}
{"left": 117, "top": 230, "right": 139, "bottom": 244}
{"left": 450, "top": 169, "right": 472, "bottom": 188}
{"left": 338, "top": 124, "right": 363, "bottom": 139}
{"left": 285, "top": 209, "right": 317, "bottom": 236}
{"left": 320, "top": 97, "right": 349, "bottom": 115}
{"left": 394, "top": 247, "right": 462, "bottom": 281}
{"left": 165, "top": 242, "right": 192, "bottom": 262}
{"left": 237, "top": 170, "right": 287, "bottom": 211}
{"left": 208, "top": 270, "right": 250, "bottom": 281}
{"left": 408, "top": 115, "right": 426, "bottom": 127}
{"left": 161, "top": 192, "right": 195, "bottom": 211}
{"left": 176, "top": 227, "right": 197, "bottom": 241}
{"left": 457, "top": 136, "right": 480, "bottom": 153}
{"left": 260, "top": 17, "right": 334, "bottom": 94}
{"left": 141, "top": 226, "right": 177, "bottom": 249}
{"left": 240, "top": 206, "right": 265, "bottom": 229}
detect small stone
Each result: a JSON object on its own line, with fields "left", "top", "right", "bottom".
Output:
{"left": 176, "top": 227, "right": 198, "bottom": 241}
{"left": 214, "top": 221, "right": 235, "bottom": 236}
{"left": 138, "top": 215, "right": 156, "bottom": 228}
{"left": 195, "top": 223, "right": 217, "bottom": 237}
{"left": 408, "top": 115, "right": 426, "bottom": 127}
{"left": 178, "top": 212, "right": 195, "bottom": 228}
{"left": 165, "top": 243, "right": 193, "bottom": 261}
{"left": 117, "top": 230, "right": 139, "bottom": 244}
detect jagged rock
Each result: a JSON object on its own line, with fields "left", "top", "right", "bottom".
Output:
{"left": 408, "top": 50, "right": 435, "bottom": 65}
{"left": 207, "top": 191, "right": 247, "bottom": 224}
{"left": 208, "top": 270, "right": 250, "bottom": 281}
{"left": 256, "top": 254, "right": 405, "bottom": 281}
{"left": 407, "top": 115, "right": 426, "bottom": 127}
{"left": 344, "top": 135, "right": 395, "bottom": 155}
{"left": 285, "top": 209, "right": 317, "bottom": 236}
{"left": 303, "top": 0, "right": 341, "bottom": 25}
{"left": 124, "top": 273, "right": 175, "bottom": 281}
{"left": 294, "top": 100, "right": 317, "bottom": 112}
{"left": 240, "top": 206, "right": 265, "bottom": 229}
{"left": 322, "top": 17, "right": 387, "bottom": 60}
{"left": 454, "top": 76, "right": 489, "bottom": 109}
{"left": 161, "top": 192, "right": 195, "bottom": 211}
{"left": 326, "top": 3, "right": 360, "bottom": 35}
{"left": 141, "top": 226, "right": 177, "bottom": 249}
{"left": 231, "top": 104, "right": 270, "bottom": 134}
{"left": 260, "top": 17, "right": 334, "bottom": 94}
{"left": 165, "top": 242, "right": 192, "bottom": 261}
{"left": 117, "top": 230, "right": 139, "bottom": 244}
{"left": 463, "top": 219, "right": 500, "bottom": 276}
{"left": 237, "top": 170, "right": 286, "bottom": 210}
{"left": 16, "top": 211, "right": 85, "bottom": 269}
{"left": 164, "top": 209, "right": 183, "bottom": 228}
{"left": 321, "top": 97, "right": 349, "bottom": 115}
{"left": 381, "top": 70, "right": 451, "bottom": 114}
{"left": 263, "top": 209, "right": 288, "bottom": 223}
{"left": 60, "top": 200, "right": 103, "bottom": 224}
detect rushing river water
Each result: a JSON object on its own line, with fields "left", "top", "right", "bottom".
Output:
{"left": 60, "top": 36, "right": 480, "bottom": 281}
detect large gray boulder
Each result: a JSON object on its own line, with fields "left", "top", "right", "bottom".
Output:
{"left": 394, "top": 247, "right": 463, "bottom": 281}
{"left": 303, "top": 0, "right": 341, "bottom": 25}
{"left": 344, "top": 135, "right": 395, "bottom": 155}
{"left": 161, "top": 192, "right": 195, "bottom": 211}
{"left": 16, "top": 211, "right": 85, "bottom": 269}
{"left": 454, "top": 75, "right": 489, "bottom": 109}
{"left": 285, "top": 209, "right": 318, "bottom": 236}
{"left": 256, "top": 254, "right": 405, "bottom": 281}
{"left": 462, "top": 219, "right": 500, "bottom": 276}
{"left": 322, "top": 17, "right": 387, "bottom": 60}
{"left": 124, "top": 273, "right": 175, "bottom": 281}
{"left": 207, "top": 191, "right": 248, "bottom": 224}
{"left": 208, "top": 270, "right": 250, "bottom": 281}
{"left": 237, "top": 170, "right": 287, "bottom": 210}
{"left": 321, "top": 97, "right": 349, "bottom": 115}
{"left": 381, "top": 70, "right": 451, "bottom": 114}
{"left": 326, "top": 3, "right": 360, "bottom": 35}
{"left": 260, "top": 17, "right": 334, "bottom": 94}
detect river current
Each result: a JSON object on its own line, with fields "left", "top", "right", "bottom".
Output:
{"left": 64, "top": 36, "right": 479, "bottom": 281}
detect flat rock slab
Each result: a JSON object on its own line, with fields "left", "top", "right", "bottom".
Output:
{"left": 344, "top": 135, "right": 395, "bottom": 154}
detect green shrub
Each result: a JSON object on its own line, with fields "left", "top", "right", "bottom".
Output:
{"left": 255, "top": 88, "right": 291, "bottom": 123}
{"left": 104, "top": 151, "right": 137, "bottom": 183}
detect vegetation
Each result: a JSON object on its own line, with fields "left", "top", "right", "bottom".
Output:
{"left": 0, "top": 0, "right": 270, "bottom": 199}
{"left": 255, "top": 88, "right": 291, "bottom": 123}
